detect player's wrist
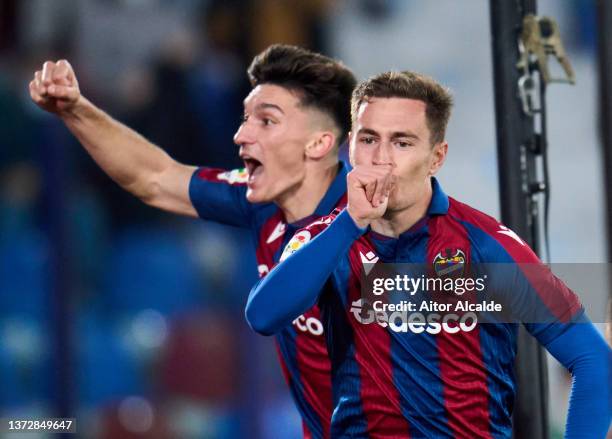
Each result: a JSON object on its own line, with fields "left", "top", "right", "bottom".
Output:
{"left": 344, "top": 207, "right": 370, "bottom": 232}
{"left": 58, "top": 95, "right": 86, "bottom": 121}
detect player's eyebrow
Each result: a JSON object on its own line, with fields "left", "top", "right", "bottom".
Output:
{"left": 390, "top": 131, "right": 420, "bottom": 141}
{"left": 357, "top": 128, "right": 420, "bottom": 141}
{"left": 357, "top": 128, "right": 380, "bottom": 137}
{"left": 255, "top": 102, "right": 285, "bottom": 114}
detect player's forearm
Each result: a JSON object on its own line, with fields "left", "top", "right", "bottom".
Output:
{"left": 545, "top": 321, "right": 612, "bottom": 438}
{"left": 60, "top": 96, "right": 175, "bottom": 202}
{"left": 246, "top": 209, "right": 366, "bottom": 335}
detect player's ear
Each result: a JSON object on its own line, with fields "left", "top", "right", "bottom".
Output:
{"left": 428, "top": 141, "right": 448, "bottom": 176}
{"left": 305, "top": 131, "right": 336, "bottom": 159}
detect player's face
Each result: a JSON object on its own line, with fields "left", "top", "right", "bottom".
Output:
{"left": 234, "top": 84, "right": 315, "bottom": 204}
{"left": 349, "top": 97, "right": 447, "bottom": 212}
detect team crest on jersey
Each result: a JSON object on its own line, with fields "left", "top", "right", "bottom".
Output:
{"left": 433, "top": 248, "right": 466, "bottom": 277}
{"left": 280, "top": 230, "right": 311, "bottom": 262}
{"left": 217, "top": 168, "right": 249, "bottom": 184}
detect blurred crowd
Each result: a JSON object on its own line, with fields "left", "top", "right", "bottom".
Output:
{"left": 0, "top": 0, "right": 605, "bottom": 438}
{"left": 0, "top": 0, "right": 341, "bottom": 437}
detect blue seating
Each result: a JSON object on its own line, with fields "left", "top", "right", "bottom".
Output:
{"left": 0, "top": 230, "right": 50, "bottom": 321}
{"left": 103, "top": 227, "right": 201, "bottom": 317}
{"left": 75, "top": 312, "right": 144, "bottom": 407}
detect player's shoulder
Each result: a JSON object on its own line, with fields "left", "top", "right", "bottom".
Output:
{"left": 446, "top": 196, "right": 537, "bottom": 262}
{"left": 446, "top": 197, "right": 503, "bottom": 234}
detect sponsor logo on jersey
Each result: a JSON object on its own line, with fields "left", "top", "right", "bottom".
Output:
{"left": 280, "top": 230, "right": 311, "bottom": 261}
{"left": 349, "top": 299, "right": 477, "bottom": 334}
{"left": 292, "top": 314, "right": 324, "bottom": 336}
{"left": 433, "top": 248, "right": 466, "bottom": 277}
{"left": 217, "top": 168, "right": 249, "bottom": 184}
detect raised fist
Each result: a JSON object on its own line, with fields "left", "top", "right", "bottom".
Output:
{"left": 29, "top": 60, "right": 80, "bottom": 115}
{"left": 346, "top": 164, "right": 395, "bottom": 229}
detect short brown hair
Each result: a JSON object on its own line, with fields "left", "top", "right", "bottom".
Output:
{"left": 248, "top": 44, "right": 357, "bottom": 145}
{"left": 351, "top": 71, "right": 453, "bottom": 144}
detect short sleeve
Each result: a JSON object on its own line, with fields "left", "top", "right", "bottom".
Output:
{"left": 189, "top": 167, "right": 254, "bottom": 228}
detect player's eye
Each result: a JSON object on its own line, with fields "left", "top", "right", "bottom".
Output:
{"left": 360, "top": 136, "right": 376, "bottom": 145}
{"left": 241, "top": 114, "right": 249, "bottom": 124}
{"left": 395, "top": 141, "right": 412, "bottom": 148}
{"left": 262, "top": 118, "right": 274, "bottom": 126}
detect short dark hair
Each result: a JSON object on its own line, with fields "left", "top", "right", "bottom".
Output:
{"left": 351, "top": 71, "right": 453, "bottom": 144}
{"left": 248, "top": 44, "right": 356, "bottom": 145}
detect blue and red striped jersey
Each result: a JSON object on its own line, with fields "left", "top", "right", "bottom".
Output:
{"left": 189, "top": 163, "right": 348, "bottom": 438}
{"left": 289, "top": 178, "right": 584, "bottom": 438}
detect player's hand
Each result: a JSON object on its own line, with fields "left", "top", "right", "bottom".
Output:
{"left": 346, "top": 164, "right": 395, "bottom": 229}
{"left": 29, "top": 60, "right": 81, "bottom": 115}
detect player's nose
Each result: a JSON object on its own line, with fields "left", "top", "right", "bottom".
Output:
{"left": 233, "top": 122, "right": 255, "bottom": 147}
{"left": 372, "top": 142, "right": 393, "bottom": 166}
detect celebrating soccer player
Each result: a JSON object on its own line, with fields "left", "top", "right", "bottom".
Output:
{"left": 29, "top": 45, "right": 356, "bottom": 438}
{"left": 246, "top": 71, "right": 612, "bottom": 437}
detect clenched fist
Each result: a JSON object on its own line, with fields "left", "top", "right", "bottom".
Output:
{"left": 29, "top": 60, "right": 80, "bottom": 115}
{"left": 346, "top": 164, "right": 396, "bottom": 229}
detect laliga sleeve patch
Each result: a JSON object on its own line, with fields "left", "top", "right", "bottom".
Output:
{"left": 280, "top": 230, "right": 311, "bottom": 262}
{"left": 217, "top": 168, "right": 249, "bottom": 184}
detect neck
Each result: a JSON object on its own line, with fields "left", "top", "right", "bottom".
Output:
{"left": 277, "top": 160, "right": 339, "bottom": 223}
{"left": 370, "top": 182, "right": 433, "bottom": 238}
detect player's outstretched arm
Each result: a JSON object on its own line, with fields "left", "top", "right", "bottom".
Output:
{"left": 544, "top": 320, "right": 611, "bottom": 438}
{"left": 245, "top": 209, "right": 366, "bottom": 335}
{"left": 29, "top": 60, "right": 198, "bottom": 217}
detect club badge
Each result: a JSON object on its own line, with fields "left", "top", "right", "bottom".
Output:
{"left": 433, "top": 248, "right": 466, "bottom": 277}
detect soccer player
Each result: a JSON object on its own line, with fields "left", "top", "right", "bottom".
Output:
{"left": 246, "top": 71, "right": 612, "bottom": 437}
{"left": 29, "top": 45, "right": 356, "bottom": 438}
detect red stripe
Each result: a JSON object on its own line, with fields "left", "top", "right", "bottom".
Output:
{"left": 256, "top": 211, "right": 286, "bottom": 277}
{"left": 294, "top": 306, "right": 333, "bottom": 439}
{"left": 302, "top": 420, "right": 313, "bottom": 439}
{"left": 427, "top": 214, "right": 492, "bottom": 439}
{"left": 347, "top": 241, "right": 411, "bottom": 438}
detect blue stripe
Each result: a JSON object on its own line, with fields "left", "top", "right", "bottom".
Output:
{"left": 325, "top": 261, "right": 369, "bottom": 437}
{"left": 391, "top": 227, "right": 450, "bottom": 438}
{"left": 477, "top": 324, "right": 516, "bottom": 438}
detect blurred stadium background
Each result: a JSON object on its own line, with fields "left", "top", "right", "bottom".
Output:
{"left": 0, "top": 0, "right": 606, "bottom": 438}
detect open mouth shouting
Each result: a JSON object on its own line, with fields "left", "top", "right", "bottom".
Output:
{"left": 241, "top": 154, "right": 264, "bottom": 185}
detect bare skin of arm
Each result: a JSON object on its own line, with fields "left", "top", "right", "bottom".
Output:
{"left": 29, "top": 59, "right": 198, "bottom": 217}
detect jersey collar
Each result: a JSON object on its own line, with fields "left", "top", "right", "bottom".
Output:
{"left": 427, "top": 177, "right": 449, "bottom": 216}
{"left": 314, "top": 160, "right": 348, "bottom": 217}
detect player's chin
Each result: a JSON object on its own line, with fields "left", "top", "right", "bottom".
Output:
{"left": 246, "top": 187, "right": 272, "bottom": 204}
{"left": 384, "top": 195, "right": 400, "bottom": 212}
